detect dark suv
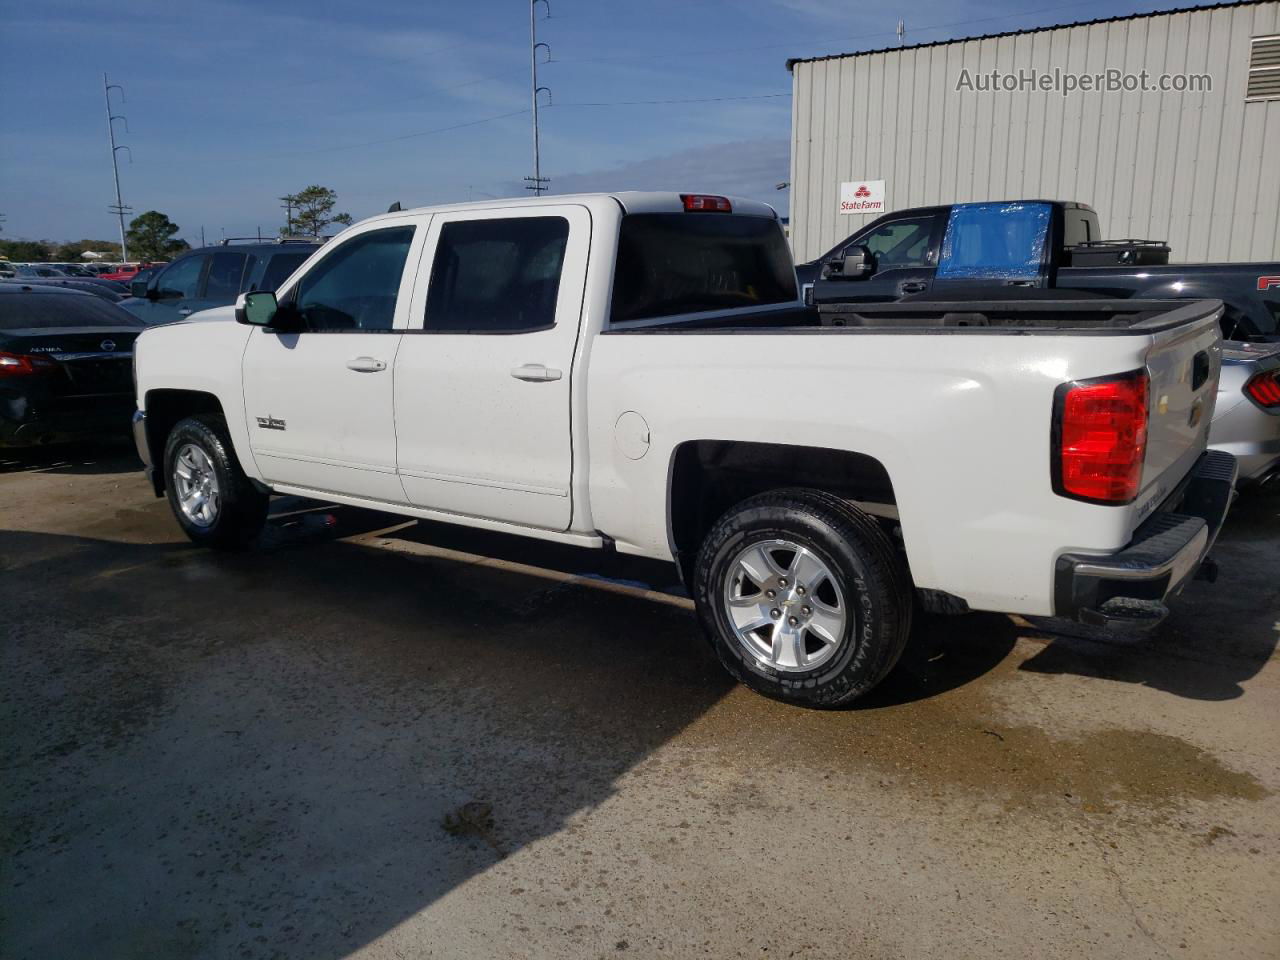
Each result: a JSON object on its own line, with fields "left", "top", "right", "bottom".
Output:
{"left": 122, "top": 238, "right": 324, "bottom": 325}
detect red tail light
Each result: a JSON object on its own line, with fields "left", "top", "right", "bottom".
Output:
{"left": 0, "top": 350, "right": 57, "bottom": 378}
{"left": 1053, "top": 370, "right": 1149, "bottom": 504}
{"left": 1244, "top": 369, "right": 1280, "bottom": 408}
{"left": 680, "top": 194, "right": 731, "bottom": 213}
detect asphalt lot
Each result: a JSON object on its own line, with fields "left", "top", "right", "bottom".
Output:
{"left": 2, "top": 443, "right": 1277, "bottom": 960}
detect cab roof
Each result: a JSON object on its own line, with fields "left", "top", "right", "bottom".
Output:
{"left": 355, "top": 191, "right": 780, "bottom": 229}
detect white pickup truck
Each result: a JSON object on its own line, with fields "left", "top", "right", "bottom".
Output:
{"left": 131, "top": 192, "right": 1237, "bottom": 707}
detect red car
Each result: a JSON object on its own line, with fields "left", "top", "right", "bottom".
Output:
{"left": 100, "top": 262, "right": 163, "bottom": 282}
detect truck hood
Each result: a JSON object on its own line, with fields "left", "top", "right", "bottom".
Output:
{"left": 184, "top": 305, "right": 237, "bottom": 324}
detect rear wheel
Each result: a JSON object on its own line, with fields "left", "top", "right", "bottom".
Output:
{"left": 693, "top": 488, "right": 913, "bottom": 707}
{"left": 163, "top": 414, "right": 268, "bottom": 548}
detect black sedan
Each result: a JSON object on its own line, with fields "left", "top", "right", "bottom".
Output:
{"left": 1, "top": 283, "right": 143, "bottom": 449}
{"left": 6, "top": 276, "right": 127, "bottom": 302}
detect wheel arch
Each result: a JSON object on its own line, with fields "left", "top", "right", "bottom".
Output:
{"left": 141, "top": 389, "right": 227, "bottom": 495}
{"left": 666, "top": 439, "right": 898, "bottom": 587}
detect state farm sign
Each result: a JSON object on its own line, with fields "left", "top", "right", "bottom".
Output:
{"left": 839, "top": 179, "right": 886, "bottom": 214}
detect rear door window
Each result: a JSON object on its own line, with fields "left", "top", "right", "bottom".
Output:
{"left": 424, "top": 217, "right": 569, "bottom": 333}
{"left": 937, "top": 202, "right": 1052, "bottom": 281}
{"left": 259, "top": 251, "right": 312, "bottom": 291}
{"left": 239, "top": 255, "right": 258, "bottom": 293}
{"left": 611, "top": 214, "right": 795, "bottom": 325}
{"left": 202, "top": 252, "right": 247, "bottom": 300}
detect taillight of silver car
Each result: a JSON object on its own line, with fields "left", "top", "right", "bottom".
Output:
{"left": 1052, "top": 369, "right": 1150, "bottom": 505}
{"left": 1244, "top": 369, "right": 1280, "bottom": 409}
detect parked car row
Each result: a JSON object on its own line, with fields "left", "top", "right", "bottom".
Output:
{"left": 1, "top": 239, "right": 328, "bottom": 448}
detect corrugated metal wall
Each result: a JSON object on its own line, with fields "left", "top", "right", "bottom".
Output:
{"left": 788, "top": 1, "right": 1280, "bottom": 264}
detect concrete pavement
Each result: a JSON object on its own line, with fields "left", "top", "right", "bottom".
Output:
{"left": 2, "top": 445, "right": 1277, "bottom": 959}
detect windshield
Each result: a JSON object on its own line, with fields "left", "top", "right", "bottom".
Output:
{"left": 611, "top": 214, "right": 796, "bottom": 325}
{"left": 0, "top": 292, "right": 145, "bottom": 330}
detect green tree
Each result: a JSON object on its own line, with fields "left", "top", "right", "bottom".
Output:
{"left": 54, "top": 240, "right": 122, "bottom": 262}
{"left": 126, "top": 211, "right": 190, "bottom": 262}
{"left": 54, "top": 241, "right": 87, "bottom": 262}
{"left": 0, "top": 239, "right": 52, "bottom": 261}
{"left": 282, "top": 185, "right": 352, "bottom": 237}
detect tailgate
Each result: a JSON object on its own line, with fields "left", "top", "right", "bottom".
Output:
{"left": 1138, "top": 306, "right": 1223, "bottom": 510}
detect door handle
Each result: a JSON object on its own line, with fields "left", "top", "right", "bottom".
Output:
{"left": 510, "top": 363, "right": 562, "bottom": 382}
{"left": 346, "top": 356, "right": 387, "bottom": 373}
{"left": 899, "top": 281, "right": 928, "bottom": 294}
{"left": 178, "top": 308, "right": 193, "bottom": 317}
{"left": 1005, "top": 280, "right": 1037, "bottom": 287}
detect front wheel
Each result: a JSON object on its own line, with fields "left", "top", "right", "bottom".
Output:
{"left": 163, "top": 414, "right": 268, "bottom": 548}
{"left": 693, "top": 488, "right": 913, "bottom": 707}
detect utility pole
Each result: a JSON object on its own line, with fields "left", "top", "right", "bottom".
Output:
{"left": 525, "top": 0, "right": 552, "bottom": 196}
{"left": 280, "top": 194, "right": 297, "bottom": 236}
{"left": 103, "top": 74, "right": 133, "bottom": 261}
{"left": 200, "top": 226, "right": 206, "bottom": 248}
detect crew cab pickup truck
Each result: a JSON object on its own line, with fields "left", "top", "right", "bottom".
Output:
{"left": 801, "top": 200, "right": 1280, "bottom": 342}
{"left": 131, "top": 192, "right": 1236, "bottom": 707}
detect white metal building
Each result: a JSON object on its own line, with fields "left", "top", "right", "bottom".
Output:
{"left": 786, "top": 1, "right": 1280, "bottom": 263}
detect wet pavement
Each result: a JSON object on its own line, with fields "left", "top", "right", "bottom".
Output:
{"left": 2, "top": 444, "right": 1278, "bottom": 959}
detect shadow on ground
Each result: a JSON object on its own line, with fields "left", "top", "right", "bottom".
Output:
{"left": 0, "top": 439, "right": 139, "bottom": 477}
{"left": 0, "top": 525, "right": 729, "bottom": 959}
{"left": 0, "top": 509, "right": 1022, "bottom": 960}
{"left": 2, "top": 465, "right": 1274, "bottom": 958}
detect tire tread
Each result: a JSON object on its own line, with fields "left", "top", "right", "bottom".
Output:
{"left": 163, "top": 414, "right": 268, "bottom": 549}
{"left": 693, "top": 487, "right": 913, "bottom": 707}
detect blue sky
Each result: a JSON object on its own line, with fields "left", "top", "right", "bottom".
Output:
{"left": 1, "top": 0, "right": 1217, "bottom": 245}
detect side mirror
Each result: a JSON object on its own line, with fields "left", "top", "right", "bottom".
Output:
{"left": 130, "top": 279, "right": 148, "bottom": 298}
{"left": 839, "top": 246, "right": 874, "bottom": 279}
{"left": 821, "top": 245, "right": 874, "bottom": 281}
{"left": 235, "top": 290, "right": 280, "bottom": 326}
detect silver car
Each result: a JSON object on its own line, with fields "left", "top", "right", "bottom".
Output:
{"left": 1211, "top": 341, "right": 1280, "bottom": 491}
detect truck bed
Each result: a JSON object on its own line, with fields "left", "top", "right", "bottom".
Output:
{"left": 816, "top": 298, "right": 1222, "bottom": 333}
{"left": 590, "top": 294, "right": 1223, "bottom": 615}
{"left": 612, "top": 298, "right": 1222, "bottom": 335}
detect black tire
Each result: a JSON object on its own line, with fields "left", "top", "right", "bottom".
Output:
{"left": 163, "top": 414, "right": 268, "bottom": 549}
{"left": 693, "top": 488, "right": 913, "bottom": 708}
